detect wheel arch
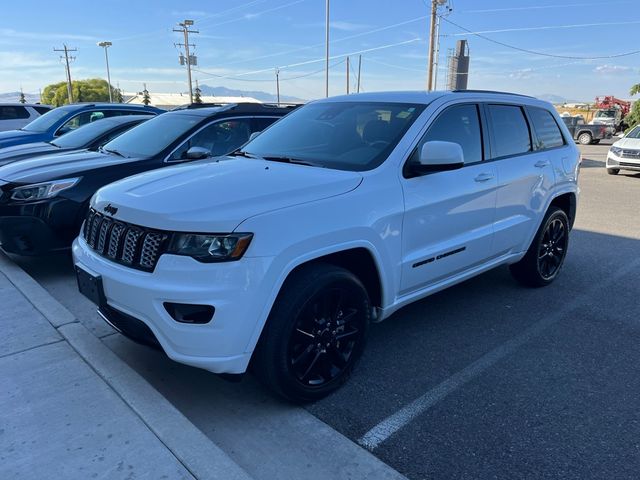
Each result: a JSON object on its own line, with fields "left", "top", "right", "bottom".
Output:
{"left": 244, "top": 243, "right": 387, "bottom": 356}
{"left": 549, "top": 191, "right": 577, "bottom": 229}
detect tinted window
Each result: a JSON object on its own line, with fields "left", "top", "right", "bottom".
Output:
{"left": 102, "top": 113, "right": 202, "bottom": 158}
{"left": 488, "top": 105, "right": 531, "bottom": 158}
{"left": 169, "top": 119, "right": 253, "bottom": 161}
{"left": 34, "top": 106, "right": 52, "bottom": 115}
{"left": 51, "top": 118, "right": 147, "bottom": 149}
{"left": 243, "top": 102, "right": 424, "bottom": 171}
{"left": 412, "top": 104, "right": 483, "bottom": 165}
{"left": 0, "top": 106, "right": 30, "bottom": 120}
{"left": 253, "top": 116, "right": 279, "bottom": 133}
{"left": 57, "top": 110, "right": 111, "bottom": 134}
{"left": 528, "top": 107, "right": 564, "bottom": 150}
{"left": 626, "top": 126, "right": 640, "bottom": 139}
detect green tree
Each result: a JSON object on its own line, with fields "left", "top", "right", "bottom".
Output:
{"left": 631, "top": 83, "right": 640, "bottom": 97}
{"left": 625, "top": 101, "right": 640, "bottom": 130}
{"left": 194, "top": 84, "right": 202, "bottom": 104}
{"left": 19, "top": 90, "right": 26, "bottom": 104}
{"left": 40, "top": 78, "right": 115, "bottom": 107}
{"left": 142, "top": 84, "right": 151, "bottom": 106}
{"left": 116, "top": 88, "right": 124, "bottom": 103}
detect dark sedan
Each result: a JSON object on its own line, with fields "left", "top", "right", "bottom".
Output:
{"left": 0, "top": 103, "right": 164, "bottom": 149}
{"left": 0, "top": 115, "right": 153, "bottom": 166}
{"left": 0, "top": 103, "right": 296, "bottom": 255}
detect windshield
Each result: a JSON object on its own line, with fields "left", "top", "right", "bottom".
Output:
{"left": 51, "top": 119, "right": 121, "bottom": 148}
{"left": 241, "top": 101, "right": 425, "bottom": 171}
{"left": 595, "top": 110, "right": 616, "bottom": 118}
{"left": 101, "top": 113, "right": 200, "bottom": 158}
{"left": 626, "top": 126, "right": 640, "bottom": 139}
{"left": 21, "top": 106, "right": 74, "bottom": 132}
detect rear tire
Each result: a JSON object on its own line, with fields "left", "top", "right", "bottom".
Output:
{"left": 607, "top": 168, "right": 619, "bottom": 175}
{"left": 509, "top": 207, "right": 570, "bottom": 288}
{"left": 577, "top": 132, "right": 592, "bottom": 145}
{"left": 253, "top": 263, "right": 370, "bottom": 403}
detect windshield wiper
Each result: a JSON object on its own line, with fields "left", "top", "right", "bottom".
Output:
{"left": 99, "top": 146, "right": 125, "bottom": 158}
{"left": 261, "top": 155, "right": 318, "bottom": 167}
{"left": 229, "top": 150, "right": 258, "bottom": 158}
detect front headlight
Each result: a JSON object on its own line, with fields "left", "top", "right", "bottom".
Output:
{"left": 610, "top": 146, "right": 623, "bottom": 156}
{"left": 167, "top": 233, "right": 253, "bottom": 262}
{"left": 11, "top": 177, "right": 80, "bottom": 202}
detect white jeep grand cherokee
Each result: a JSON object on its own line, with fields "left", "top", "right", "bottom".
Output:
{"left": 73, "top": 91, "right": 580, "bottom": 402}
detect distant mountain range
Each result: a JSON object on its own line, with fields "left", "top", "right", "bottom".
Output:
{"left": 536, "top": 94, "right": 580, "bottom": 104}
{"left": 0, "top": 92, "right": 41, "bottom": 104}
{"left": 198, "top": 85, "right": 306, "bottom": 103}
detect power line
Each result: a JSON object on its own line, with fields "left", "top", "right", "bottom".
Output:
{"left": 440, "top": 16, "right": 640, "bottom": 59}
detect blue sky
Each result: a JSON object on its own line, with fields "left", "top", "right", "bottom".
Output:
{"left": 1, "top": 0, "right": 639, "bottom": 101}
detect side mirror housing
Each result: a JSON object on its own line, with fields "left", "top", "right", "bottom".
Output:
{"left": 409, "top": 141, "right": 464, "bottom": 176}
{"left": 249, "top": 131, "right": 261, "bottom": 141}
{"left": 185, "top": 146, "right": 211, "bottom": 160}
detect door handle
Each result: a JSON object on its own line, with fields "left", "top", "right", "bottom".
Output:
{"left": 534, "top": 160, "right": 550, "bottom": 168}
{"left": 474, "top": 173, "right": 494, "bottom": 182}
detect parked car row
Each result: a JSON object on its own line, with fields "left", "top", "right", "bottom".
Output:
{"left": 0, "top": 92, "right": 581, "bottom": 402}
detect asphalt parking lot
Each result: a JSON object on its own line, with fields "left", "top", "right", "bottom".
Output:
{"left": 11, "top": 140, "right": 640, "bottom": 479}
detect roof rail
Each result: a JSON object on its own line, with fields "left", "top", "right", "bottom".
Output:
{"left": 451, "top": 89, "right": 535, "bottom": 98}
{"left": 171, "top": 102, "right": 303, "bottom": 111}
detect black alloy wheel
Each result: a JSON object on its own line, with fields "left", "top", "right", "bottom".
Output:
{"left": 253, "top": 263, "right": 370, "bottom": 402}
{"left": 509, "top": 206, "right": 570, "bottom": 287}
{"left": 537, "top": 217, "right": 567, "bottom": 281}
{"left": 288, "top": 287, "right": 365, "bottom": 388}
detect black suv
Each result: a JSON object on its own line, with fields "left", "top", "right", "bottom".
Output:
{"left": 0, "top": 103, "right": 298, "bottom": 255}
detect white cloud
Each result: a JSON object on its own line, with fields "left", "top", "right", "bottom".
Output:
{"left": 0, "top": 52, "right": 58, "bottom": 69}
{"left": 0, "top": 28, "right": 97, "bottom": 43}
{"left": 594, "top": 64, "right": 632, "bottom": 74}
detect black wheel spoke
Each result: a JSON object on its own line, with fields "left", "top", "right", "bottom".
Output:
{"left": 301, "top": 351, "right": 322, "bottom": 381}
{"left": 338, "top": 308, "right": 358, "bottom": 325}
{"left": 292, "top": 345, "right": 314, "bottom": 366}
{"left": 329, "top": 346, "right": 348, "bottom": 369}
{"left": 336, "top": 327, "right": 359, "bottom": 341}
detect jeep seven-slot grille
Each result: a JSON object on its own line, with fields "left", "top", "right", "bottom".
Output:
{"left": 82, "top": 208, "right": 169, "bottom": 271}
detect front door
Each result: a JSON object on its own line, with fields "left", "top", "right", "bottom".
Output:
{"left": 400, "top": 103, "right": 497, "bottom": 295}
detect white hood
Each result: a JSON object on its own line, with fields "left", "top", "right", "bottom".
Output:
{"left": 92, "top": 157, "right": 363, "bottom": 232}
{"left": 613, "top": 137, "right": 640, "bottom": 149}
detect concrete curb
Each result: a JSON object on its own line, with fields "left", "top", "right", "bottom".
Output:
{"left": 0, "top": 253, "right": 251, "bottom": 480}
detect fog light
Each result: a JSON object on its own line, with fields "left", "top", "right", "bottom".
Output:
{"left": 163, "top": 302, "right": 215, "bottom": 324}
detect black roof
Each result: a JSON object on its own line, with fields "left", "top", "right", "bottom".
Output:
{"left": 169, "top": 102, "right": 301, "bottom": 117}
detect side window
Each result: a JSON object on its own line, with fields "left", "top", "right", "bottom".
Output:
{"left": 528, "top": 107, "right": 565, "bottom": 150}
{"left": 411, "top": 104, "right": 483, "bottom": 166}
{"left": 168, "top": 119, "right": 253, "bottom": 161}
{"left": 34, "top": 106, "right": 51, "bottom": 115}
{"left": 58, "top": 110, "right": 109, "bottom": 134}
{"left": 0, "top": 106, "right": 30, "bottom": 120}
{"left": 487, "top": 105, "right": 532, "bottom": 158}
{"left": 253, "top": 117, "right": 279, "bottom": 134}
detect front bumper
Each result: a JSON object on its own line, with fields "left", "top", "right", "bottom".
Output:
{"left": 72, "top": 236, "right": 275, "bottom": 374}
{"left": 0, "top": 197, "right": 83, "bottom": 255}
{"left": 607, "top": 151, "right": 640, "bottom": 172}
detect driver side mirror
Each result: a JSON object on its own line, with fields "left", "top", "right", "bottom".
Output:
{"left": 409, "top": 141, "right": 464, "bottom": 176}
{"left": 249, "top": 131, "right": 261, "bottom": 141}
{"left": 185, "top": 146, "right": 211, "bottom": 160}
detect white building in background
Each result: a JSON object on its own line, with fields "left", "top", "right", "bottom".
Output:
{"left": 124, "top": 92, "right": 261, "bottom": 109}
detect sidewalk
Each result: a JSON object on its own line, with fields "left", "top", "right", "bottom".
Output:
{"left": 0, "top": 253, "right": 251, "bottom": 480}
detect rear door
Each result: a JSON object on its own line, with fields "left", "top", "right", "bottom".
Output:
{"left": 487, "top": 104, "right": 557, "bottom": 257}
{"left": 399, "top": 103, "right": 497, "bottom": 295}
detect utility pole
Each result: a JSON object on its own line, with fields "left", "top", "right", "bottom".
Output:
{"left": 346, "top": 56, "right": 350, "bottom": 94}
{"left": 275, "top": 68, "right": 280, "bottom": 106}
{"left": 357, "top": 55, "right": 362, "bottom": 93}
{"left": 97, "top": 41, "right": 113, "bottom": 102}
{"left": 174, "top": 19, "right": 199, "bottom": 103}
{"left": 433, "top": 15, "right": 441, "bottom": 90}
{"left": 54, "top": 44, "right": 77, "bottom": 104}
{"left": 426, "top": 0, "right": 438, "bottom": 91}
{"left": 325, "top": 0, "right": 330, "bottom": 97}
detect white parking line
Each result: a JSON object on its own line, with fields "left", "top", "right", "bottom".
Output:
{"left": 359, "top": 258, "right": 640, "bottom": 450}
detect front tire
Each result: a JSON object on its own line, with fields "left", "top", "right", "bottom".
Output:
{"left": 253, "top": 263, "right": 370, "bottom": 403}
{"left": 509, "top": 207, "right": 570, "bottom": 287}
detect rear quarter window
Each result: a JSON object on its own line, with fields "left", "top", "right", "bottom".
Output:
{"left": 34, "top": 106, "right": 51, "bottom": 115}
{"left": 0, "top": 106, "right": 30, "bottom": 120}
{"left": 528, "top": 107, "right": 565, "bottom": 150}
{"left": 487, "top": 104, "right": 532, "bottom": 159}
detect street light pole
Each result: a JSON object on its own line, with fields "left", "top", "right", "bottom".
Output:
{"left": 325, "top": 0, "right": 330, "bottom": 97}
{"left": 97, "top": 41, "right": 113, "bottom": 103}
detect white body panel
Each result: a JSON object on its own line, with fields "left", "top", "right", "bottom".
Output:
{"left": 73, "top": 90, "right": 580, "bottom": 375}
